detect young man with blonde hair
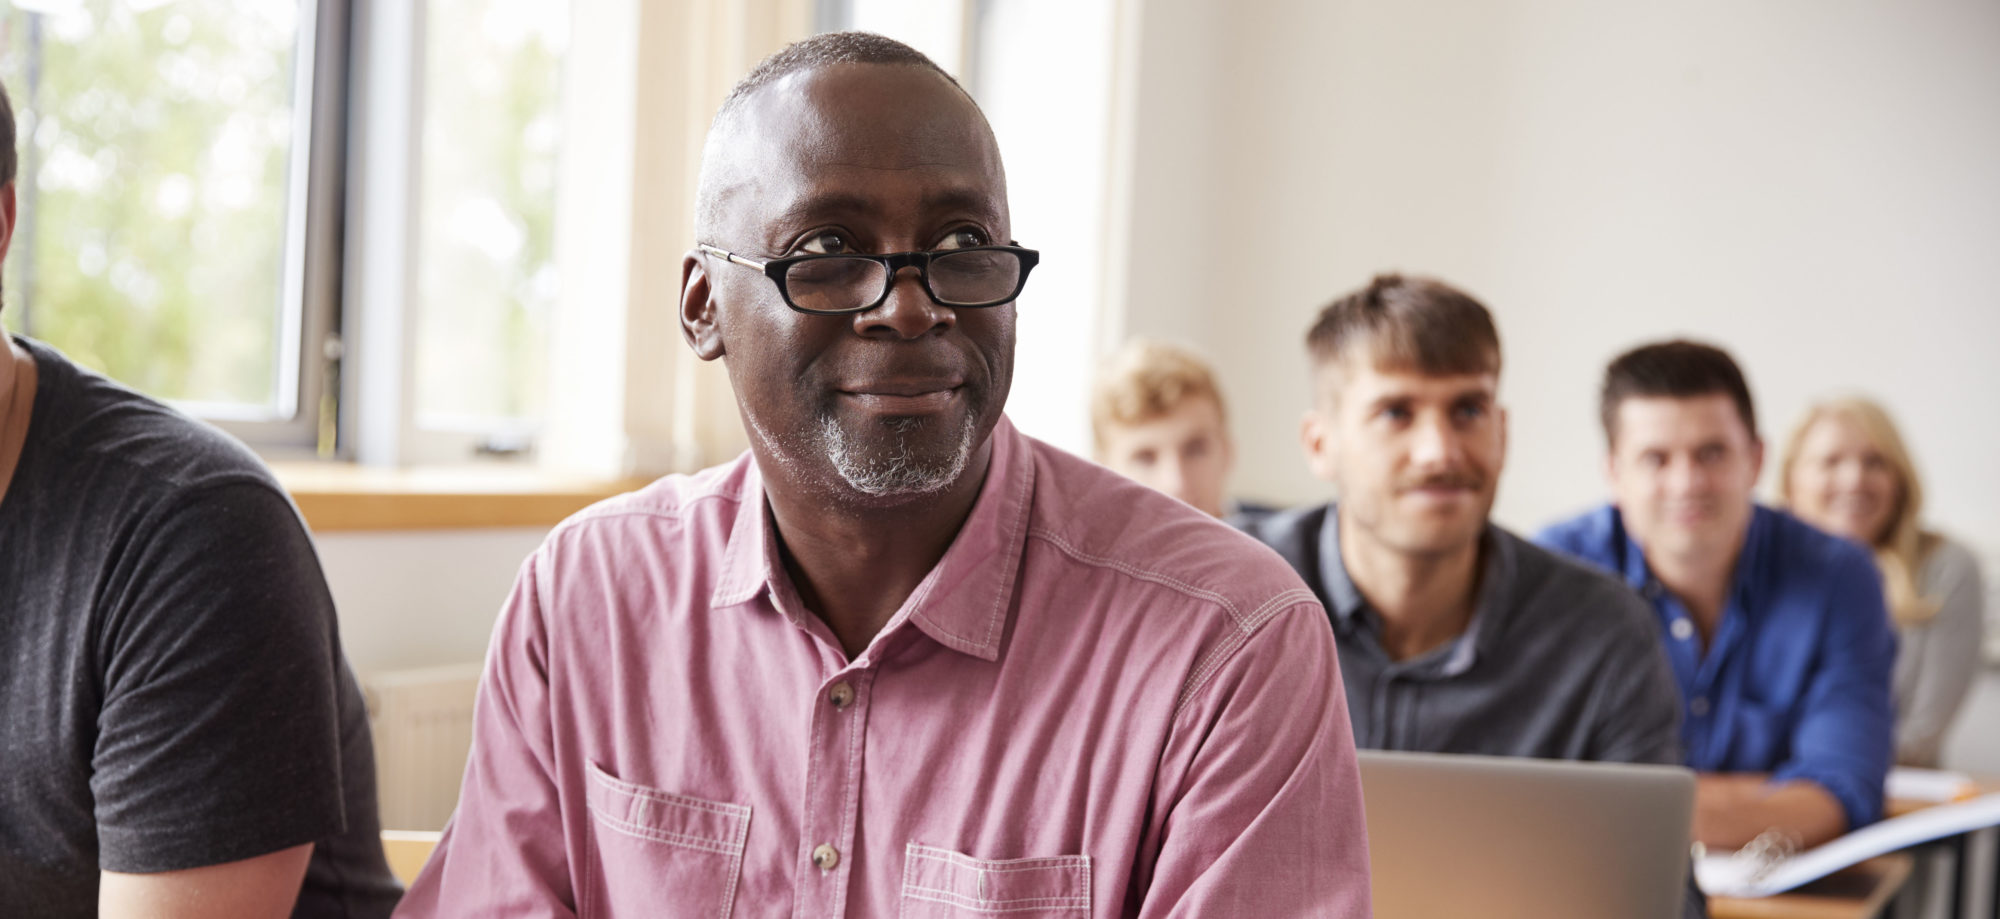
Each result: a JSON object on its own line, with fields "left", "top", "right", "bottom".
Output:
{"left": 1091, "top": 338, "right": 1264, "bottom": 519}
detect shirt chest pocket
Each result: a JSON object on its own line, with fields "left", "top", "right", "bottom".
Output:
{"left": 899, "top": 843, "right": 1092, "bottom": 918}
{"left": 582, "top": 761, "right": 752, "bottom": 919}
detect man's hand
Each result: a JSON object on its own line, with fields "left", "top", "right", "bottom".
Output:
{"left": 100, "top": 843, "right": 312, "bottom": 919}
{"left": 1694, "top": 774, "right": 1847, "bottom": 850}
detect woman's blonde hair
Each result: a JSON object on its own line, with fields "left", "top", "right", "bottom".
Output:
{"left": 1779, "top": 397, "right": 1942, "bottom": 626}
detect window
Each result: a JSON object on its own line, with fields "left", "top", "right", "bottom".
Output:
{"left": 0, "top": 0, "right": 334, "bottom": 449}
{"left": 410, "top": 0, "right": 565, "bottom": 441}
{"left": 0, "top": 0, "right": 570, "bottom": 463}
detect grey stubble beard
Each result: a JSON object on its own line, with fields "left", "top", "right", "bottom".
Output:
{"left": 745, "top": 403, "right": 980, "bottom": 503}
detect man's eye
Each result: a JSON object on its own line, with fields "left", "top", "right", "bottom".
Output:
{"left": 799, "top": 231, "right": 851, "bottom": 255}
{"left": 935, "top": 227, "right": 988, "bottom": 250}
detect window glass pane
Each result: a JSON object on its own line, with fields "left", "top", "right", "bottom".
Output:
{"left": 412, "top": 0, "right": 565, "bottom": 431}
{"left": 0, "top": 0, "right": 302, "bottom": 414}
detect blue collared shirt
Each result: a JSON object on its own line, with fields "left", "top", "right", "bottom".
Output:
{"left": 1538, "top": 504, "right": 1897, "bottom": 830}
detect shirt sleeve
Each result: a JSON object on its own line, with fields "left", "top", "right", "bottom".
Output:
{"left": 1135, "top": 600, "right": 1371, "bottom": 918}
{"left": 1894, "top": 543, "right": 1986, "bottom": 766}
{"left": 91, "top": 482, "right": 347, "bottom": 872}
{"left": 1769, "top": 547, "right": 1898, "bottom": 830}
{"left": 395, "top": 550, "right": 575, "bottom": 917}
{"left": 1585, "top": 591, "right": 1684, "bottom": 766}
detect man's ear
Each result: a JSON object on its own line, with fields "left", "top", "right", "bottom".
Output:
{"left": 1300, "top": 408, "right": 1338, "bottom": 482}
{"left": 681, "top": 250, "right": 725, "bottom": 361}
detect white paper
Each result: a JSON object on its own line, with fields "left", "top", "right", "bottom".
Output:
{"left": 1696, "top": 793, "right": 2000, "bottom": 897}
{"left": 1886, "top": 767, "right": 1976, "bottom": 804}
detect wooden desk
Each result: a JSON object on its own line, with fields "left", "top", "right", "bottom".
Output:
{"left": 1708, "top": 854, "right": 1914, "bottom": 919}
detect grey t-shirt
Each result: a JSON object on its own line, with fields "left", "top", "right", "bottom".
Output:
{"left": 0, "top": 337, "right": 399, "bottom": 917}
{"left": 1239, "top": 504, "right": 1682, "bottom": 762}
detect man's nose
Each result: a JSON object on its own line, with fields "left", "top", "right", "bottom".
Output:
{"left": 1410, "top": 415, "right": 1462, "bottom": 467}
{"left": 1667, "top": 456, "right": 1710, "bottom": 494}
{"left": 853, "top": 266, "right": 954, "bottom": 339}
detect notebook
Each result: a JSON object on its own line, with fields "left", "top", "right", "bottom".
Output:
{"left": 1695, "top": 792, "right": 2000, "bottom": 897}
{"left": 1359, "top": 749, "right": 1695, "bottom": 919}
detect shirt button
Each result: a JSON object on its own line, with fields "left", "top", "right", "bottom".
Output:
{"left": 828, "top": 682, "right": 855, "bottom": 709}
{"left": 812, "top": 843, "right": 840, "bottom": 870}
{"left": 1670, "top": 619, "right": 1694, "bottom": 641}
{"left": 1690, "top": 696, "right": 1710, "bottom": 718}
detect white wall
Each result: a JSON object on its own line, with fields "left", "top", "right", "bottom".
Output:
{"left": 1115, "top": 0, "right": 2000, "bottom": 764}
{"left": 1119, "top": 0, "right": 2000, "bottom": 561}
{"left": 316, "top": 528, "right": 548, "bottom": 675}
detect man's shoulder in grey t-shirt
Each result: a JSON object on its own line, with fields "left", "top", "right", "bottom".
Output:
{"left": 0, "top": 336, "right": 400, "bottom": 918}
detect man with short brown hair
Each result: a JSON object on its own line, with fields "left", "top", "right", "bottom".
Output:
{"left": 1540, "top": 339, "right": 1895, "bottom": 850}
{"left": 1240, "top": 273, "right": 1682, "bottom": 763}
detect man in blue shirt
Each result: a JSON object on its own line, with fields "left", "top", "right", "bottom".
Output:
{"left": 1540, "top": 340, "right": 1895, "bottom": 850}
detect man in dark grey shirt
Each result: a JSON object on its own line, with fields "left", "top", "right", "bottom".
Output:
{"left": 1238, "top": 273, "right": 1680, "bottom": 760}
{"left": 1238, "top": 273, "right": 1697, "bottom": 911}
{"left": 1244, "top": 503, "right": 1680, "bottom": 760}
{"left": 0, "top": 79, "right": 398, "bottom": 919}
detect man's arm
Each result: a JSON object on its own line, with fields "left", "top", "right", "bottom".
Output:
{"left": 92, "top": 484, "right": 348, "bottom": 881}
{"left": 1137, "top": 601, "right": 1371, "bottom": 918}
{"left": 100, "top": 844, "right": 312, "bottom": 919}
{"left": 1697, "top": 550, "right": 1897, "bottom": 850}
{"left": 1759, "top": 551, "right": 1898, "bottom": 846}
{"left": 1693, "top": 773, "right": 1846, "bottom": 849}
{"left": 395, "top": 551, "right": 576, "bottom": 917}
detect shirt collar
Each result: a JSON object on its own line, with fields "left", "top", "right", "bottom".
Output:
{"left": 1612, "top": 503, "right": 1772, "bottom": 614}
{"left": 708, "top": 416, "right": 1035, "bottom": 663}
{"left": 1317, "top": 504, "right": 1513, "bottom": 677}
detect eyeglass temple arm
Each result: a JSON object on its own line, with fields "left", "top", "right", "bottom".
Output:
{"left": 696, "top": 244, "right": 767, "bottom": 270}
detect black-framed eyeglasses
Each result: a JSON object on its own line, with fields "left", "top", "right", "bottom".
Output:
{"left": 697, "top": 243, "right": 1040, "bottom": 316}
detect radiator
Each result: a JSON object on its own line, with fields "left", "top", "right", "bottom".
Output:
{"left": 363, "top": 663, "right": 484, "bottom": 832}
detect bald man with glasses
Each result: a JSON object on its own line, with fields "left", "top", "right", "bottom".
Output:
{"left": 397, "top": 32, "right": 1370, "bottom": 919}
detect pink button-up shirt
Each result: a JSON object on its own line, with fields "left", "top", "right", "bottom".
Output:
{"left": 396, "top": 418, "right": 1370, "bottom": 918}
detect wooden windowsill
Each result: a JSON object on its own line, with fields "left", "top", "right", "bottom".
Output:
{"left": 271, "top": 462, "right": 649, "bottom": 532}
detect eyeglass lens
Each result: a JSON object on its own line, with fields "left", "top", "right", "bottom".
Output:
{"left": 783, "top": 249, "right": 1024, "bottom": 313}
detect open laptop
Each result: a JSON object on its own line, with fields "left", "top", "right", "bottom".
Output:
{"left": 1359, "top": 749, "right": 1695, "bottom": 919}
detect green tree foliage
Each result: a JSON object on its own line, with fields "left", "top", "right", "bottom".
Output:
{"left": 1, "top": 0, "right": 297, "bottom": 410}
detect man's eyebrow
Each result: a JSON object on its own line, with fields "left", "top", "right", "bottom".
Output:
{"left": 1366, "top": 393, "right": 1413, "bottom": 412}
{"left": 772, "top": 190, "right": 882, "bottom": 226}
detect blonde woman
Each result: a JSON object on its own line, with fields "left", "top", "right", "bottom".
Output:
{"left": 1781, "top": 397, "right": 1987, "bottom": 767}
